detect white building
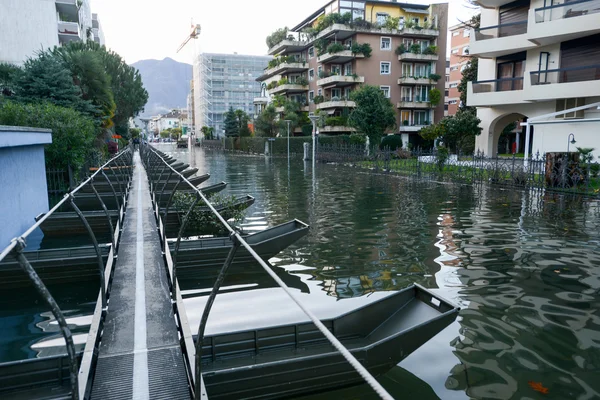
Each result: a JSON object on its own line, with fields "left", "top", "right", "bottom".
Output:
{"left": 0, "top": 0, "right": 102, "bottom": 66}
{"left": 156, "top": 110, "right": 183, "bottom": 133}
{"left": 92, "top": 13, "right": 105, "bottom": 46}
{"left": 467, "top": 0, "right": 600, "bottom": 160}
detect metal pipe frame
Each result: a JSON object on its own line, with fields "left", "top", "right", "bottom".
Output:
{"left": 172, "top": 192, "right": 202, "bottom": 301}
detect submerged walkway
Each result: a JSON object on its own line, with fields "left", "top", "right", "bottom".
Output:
{"left": 90, "top": 153, "right": 190, "bottom": 399}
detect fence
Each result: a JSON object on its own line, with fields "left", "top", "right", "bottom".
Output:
{"left": 316, "top": 144, "right": 600, "bottom": 197}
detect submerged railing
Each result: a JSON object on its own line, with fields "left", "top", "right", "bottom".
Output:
{"left": 0, "top": 148, "right": 133, "bottom": 400}
{"left": 140, "top": 143, "right": 395, "bottom": 400}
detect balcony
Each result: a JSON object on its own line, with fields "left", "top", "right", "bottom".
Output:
{"left": 476, "top": 0, "right": 517, "bottom": 7}
{"left": 397, "top": 52, "right": 439, "bottom": 62}
{"left": 315, "top": 24, "right": 356, "bottom": 41}
{"left": 528, "top": 0, "right": 600, "bottom": 46}
{"left": 269, "top": 84, "right": 309, "bottom": 95}
{"left": 469, "top": 22, "right": 536, "bottom": 58}
{"left": 253, "top": 96, "right": 269, "bottom": 105}
{"left": 528, "top": 64, "right": 600, "bottom": 101}
{"left": 258, "top": 62, "right": 308, "bottom": 81}
{"left": 398, "top": 76, "right": 432, "bottom": 85}
{"left": 316, "top": 100, "right": 356, "bottom": 110}
{"left": 467, "top": 77, "right": 527, "bottom": 106}
{"left": 275, "top": 105, "right": 309, "bottom": 113}
{"left": 399, "top": 124, "right": 429, "bottom": 133}
{"left": 320, "top": 126, "right": 356, "bottom": 133}
{"left": 55, "top": 0, "right": 79, "bottom": 21}
{"left": 268, "top": 40, "right": 308, "bottom": 56}
{"left": 318, "top": 50, "right": 364, "bottom": 64}
{"left": 58, "top": 21, "right": 81, "bottom": 43}
{"left": 397, "top": 97, "right": 433, "bottom": 108}
{"left": 401, "top": 27, "right": 440, "bottom": 38}
{"left": 317, "top": 75, "right": 364, "bottom": 87}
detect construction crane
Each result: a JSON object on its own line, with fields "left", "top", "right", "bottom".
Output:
{"left": 176, "top": 23, "right": 201, "bottom": 53}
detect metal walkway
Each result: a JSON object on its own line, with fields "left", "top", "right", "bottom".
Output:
{"left": 90, "top": 153, "right": 190, "bottom": 399}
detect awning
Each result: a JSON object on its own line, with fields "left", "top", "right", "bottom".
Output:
{"left": 402, "top": 8, "right": 429, "bottom": 15}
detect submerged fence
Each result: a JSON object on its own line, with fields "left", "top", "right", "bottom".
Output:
{"left": 316, "top": 144, "right": 600, "bottom": 197}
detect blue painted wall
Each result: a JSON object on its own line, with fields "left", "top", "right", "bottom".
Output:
{"left": 0, "top": 126, "right": 52, "bottom": 249}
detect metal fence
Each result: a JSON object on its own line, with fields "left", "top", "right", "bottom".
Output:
{"left": 316, "top": 144, "right": 600, "bottom": 197}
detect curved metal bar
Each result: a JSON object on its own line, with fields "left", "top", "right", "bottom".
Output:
{"left": 101, "top": 169, "right": 120, "bottom": 215}
{"left": 13, "top": 238, "right": 79, "bottom": 400}
{"left": 69, "top": 195, "right": 107, "bottom": 310}
{"left": 162, "top": 176, "right": 184, "bottom": 243}
{"left": 159, "top": 169, "right": 175, "bottom": 207}
{"left": 194, "top": 237, "right": 240, "bottom": 399}
{"left": 154, "top": 164, "right": 169, "bottom": 193}
{"left": 107, "top": 161, "right": 124, "bottom": 205}
{"left": 89, "top": 178, "right": 116, "bottom": 253}
{"left": 172, "top": 193, "right": 202, "bottom": 301}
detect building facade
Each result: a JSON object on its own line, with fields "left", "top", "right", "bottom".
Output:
{"left": 92, "top": 13, "right": 105, "bottom": 46}
{"left": 193, "top": 53, "right": 272, "bottom": 138}
{"left": 444, "top": 57, "right": 450, "bottom": 116}
{"left": 0, "top": 0, "right": 103, "bottom": 65}
{"left": 468, "top": 0, "right": 600, "bottom": 159}
{"left": 448, "top": 23, "right": 472, "bottom": 115}
{"left": 255, "top": 0, "right": 448, "bottom": 147}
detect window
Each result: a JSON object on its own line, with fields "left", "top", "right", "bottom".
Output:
{"left": 450, "top": 83, "right": 458, "bottom": 88}
{"left": 309, "top": 91, "right": 314, "bottom": 102}
{"left": 414, "top": 111, "right": 428, "bottom": 125}
{"left": 331, "top": 88, "right": 342, "bottom": 99}
{"left": 380, "top": 86, "right": 391, "bottom": 98}
{"left": 345, "top": 38, "right": 353, "bottom": 47}
{"left": 450, "top": 66, "right": 459, "bottom": 71}
{"left": 445, "top": 75, "right": 450, "bottom": 82}
{"left": 412, "top": 17, "right": 419, "bottom": 25}
{"left": 309, "top": 69, "right": 314, "bottom": 81}
{"left": 444, "top": 90, "right": 449, "bottom": 96}
{"left": 414, "top": 63, "right": 430, "bottom": 77}
{"left": 331, "top": 65, "right": 341, "bottom": 75}
{"left": 453, "top": 31, "right": 460, "bottom": 37}
{"left": 415, "top": 85, "right": 428, "bottom": 102}
{"left": 344, "top": 87, "right": 351, "bottom": 98}
{"left": 463, "top": 46, "right": 470, "bottom": 55}
{"left": 556, "top": 98, "right": 585, "bottom": 119}
{"left": 451, "top": 49, "right": 459, "bottom": 54}
{"left": 308, "top": 47, "right": 314, "bottom": 58}
{"left": 401, "top": 110, "right": 411, "bottom": 125}
{"left": 420, "top": 40, "right": 430, "bottom": 52}
{"left": 449, "top": 100, "right": 458, "bottom": 105}
{"left": 380, "top": 37, "right": 391, "bottom": 50}
{"left": 402, "top": 63, "right": 413, "bottom": 77}
{"left": 344, "top": 63, "right": 352, "bottom": 76}
{"left": 463, "top": 29, "right": 470, "bottom": 37}
{"left": 317, "top": 88, "right": 322, "bottom": 97}
{"left": 444, "top": 104, "right": 449, "bottom": 111}
{"left": 376, "top": 13, "right": 389, "bottom": 26}
{"left": 380, "top": 62, "right": 391, "bottom": 75}
{"left": 401, "top": 86, "right": 412, "bottom": 101}
{"left": 317, "top": 65, "right": 322, "bottom": 77}
{"left": 399, "top": 16, "right": 405, "bottom": 28}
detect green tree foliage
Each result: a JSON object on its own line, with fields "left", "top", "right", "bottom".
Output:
{"left": 201, "top": 126, "right": 215, "bottom": 140}
{"left": 0, "top": 100, "right": 95, "bottom": 171}
{"left": 348, "top": 85, "right": 396, "bottom": 144}
{"left": 419, "top": 110, "right": 482, "bottom": 154}
{"left": 428, "top": 88, "right": 441, "bottom": 107}
{"left": 380, "top": 134, "right": 403, "bottom": 150}
{"left": 266, "top": 27, "right": 291, "bottom": 49}
{"left": 419, "top": 122, "right": 446, "bottom": 141}
{"left": 0, "top": 63, "right": 22, "bottom": 96}
{"left": 235, "top": 109, "right": 252, "bottom": 137}
{"left": 224, "top": 107, "right": 240, "bottom": 137}
{"left": 458, "top": 57, "right": 478, "bottom": 111}
{"left": 130, "top": 128, "right": 141, "bottom": 139}
{"left": 254, "top": 104, "right": 279, "bottom": 137}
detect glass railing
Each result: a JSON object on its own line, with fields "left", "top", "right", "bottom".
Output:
{"left": 530, "top": 64, "right": 600, "bottom": 85}
{"left": 472, "top": 77, "right": 524, "bottom": 93}
{"left": 535, "top": 0, "right": 600, "bottom": 22}
{"left": 474, "top": 20, "right": 528, "bottom": 40}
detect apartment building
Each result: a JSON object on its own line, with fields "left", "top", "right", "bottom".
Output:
{"left": 0, "top": 0, "right": 102, "bottom": 65}
{"left": 444, "top": 57, "right": 450, "bottom": 116}
{"left": 92, "top": 13, "right": 105, "bottom": 46}
{"left": 448, "top": 23, "right": 472, "bottom": 115}
{"left": 193, "top": 53, "right": 272, "bottom": 138}
{"left": 255, "top": 0, "right": 448, "bottom": 147}
{"left": 468, "top": 0, "right": 600, "bottom": 159}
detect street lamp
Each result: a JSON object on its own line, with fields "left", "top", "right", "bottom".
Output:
{"left": 284, "top": 120, "right": 291, "bottom": 162}
{"left": 567, "top": 133, "right": 576, "bottom": 153}
{"left": 308, "top": 114, "right": 320, "bottom": 164}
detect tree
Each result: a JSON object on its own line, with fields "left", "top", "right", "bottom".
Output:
{"left": 442, "top": 110, "right": 482, "bottom": 154}
{"left": 458, "top": 57, "right": 478, "bottom": 111}
{"left": 348, "top": 85, "right": 396, "bottom": 145}
{"left": 235, "top": 109, "right": 252, "bottom": 137}
{"left": 224, "top": 107, "right": 239, "bottom": 137}
{"left": 0, "top": 63, "right": 22, "bottom": 97}
{"left": 130, "top": 128, "right": 141, "bottom": 139}
{"left": 266, "top": 27, "right": 290, "bottom": 49}
{"left": 201, "top": 126, "right": 215, "bottom": 140}
{"left": 419, "top": 121, "right": 446, "bottom": 142}
{"left": 254, "top": 105, "right": 279, "bottom": 137}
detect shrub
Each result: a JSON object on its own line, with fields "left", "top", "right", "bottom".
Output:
{"left": 313, "top": 95, "right": 325, "bottom": 104}
{"left": 589, "top": 163, "right": 600, "bottom": 178}
{"left": 266, "top": 27, "right": 290, "bottom": 49}
{"left": 350, "top": 18, "right": 375, "bottom": 30}
{"left": 277, "top": 77, "right": 289, "bottom": 86}
{"left": 422, "top": 46, "right": 438, "bottom": 55}
{"left": 326, "top": 42, "right": 345, "bottom": 54}
{"left": 395, "top": 149, "right": 412, "bottom": 159}
{"left": 350, "top": 133, "right": 367, "bottom": 145}
{"left": 429, "top": 73, "right": 441, "bottom": 82}
{"left": 351, "top": 43, "right": 372, "bottom": 58}
{"left": 395, "top": 44, "right": 407, "bottom": 55}
{"left": 436, "top": 146, "right": 449, "bottom": 171}
{"left": 380, "top": 134, "right": 403, "bottom": 150}
{"left": 429, "top": 88, "right": 441, "bottom": 106}
{"left": 383, "top": 16, "right": 401, "bottom": 30}
{"left": 410, "top": 44, "right": 421, "bottom": 54}
{"left": 325, "top": 116, "right": 347, "bottom": 126}
{"left": 0, "top": 100, "right": 96, "bottom": 171}
{"left": 302, "top": 124, "right": 313, "bottom": 136}
{"left": 295, "top": 76, "right": 309, "bottom": 86}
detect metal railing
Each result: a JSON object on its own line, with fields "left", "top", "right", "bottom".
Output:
{"left": 535, "top": 0, "right": 600, "bottom": 22}
{"left": 472, "top": 76, "right": 525, "bottom": 93}
{"left": 530, "top": 64, "right": 600, "bottom": 85}
{"left": 140, "top": 143, "right": 395, "bottom": 400}
{"left": 0, "top": 148, "right": 133, "bottom": 400}
{"left": 475, "top": 20, "right": 528, "bottom": 40}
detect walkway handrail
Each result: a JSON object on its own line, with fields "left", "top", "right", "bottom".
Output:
{"left": 0, "top": 148, "right": 133, "bottom": 400}
{"left": 141, "top": 144, "right": 394, "bottom": 400}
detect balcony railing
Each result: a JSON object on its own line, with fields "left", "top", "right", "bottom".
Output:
{"left": 530, "top": 64, "right": 600, "bottom": 85}
{"left": 400, "top": 96, "right": 429, "bottom": 102}
{"left": 535, "top": 0, "right": 600, "bottom": 23}
{"left": 474, "top": 20, "right": 528, "bottom": 40}
{"left": 472, "top": 77, "right": 524, "bottom": 93}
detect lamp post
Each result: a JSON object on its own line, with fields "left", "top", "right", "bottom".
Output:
{"left": 308, "top": 114, "right": 320, "bottom": 164}
{"left": 284, "top": 120, "right": 291, "bottom": 163}
{"left": 567, "top": 133, "right": 576, "bottom": 153}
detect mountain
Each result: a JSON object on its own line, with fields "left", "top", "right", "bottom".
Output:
{"left": 131, "top": 57, "right": 192, "bottom": 118}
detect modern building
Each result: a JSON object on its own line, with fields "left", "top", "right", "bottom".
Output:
{"left": 193, "top": 53, "right": 273, "bottom": 138}
{"left": 468, "top": 0, "right": 600, "bottom": 159}
{"left": 448, "top": 22, "right": 472, "bottom": 115}
{"left": 92, "top": 13, "right": 105, "bottom": 46}
{"left": 255, "top": 0, "right": 448, "bottom": 147}
{"left": 0, "top": 0, "right": 103, "bottom": 65}
{"left": 157, "top": 110, "right": 183, "bottom": 133}
{"left": 444, "top": 57, "right": 450, "bottom": 116}
{"left": 187, "top": 80, "right": 195, "bottom": 135}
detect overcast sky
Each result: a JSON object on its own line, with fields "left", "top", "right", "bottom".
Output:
{"left": 92, "top": 0, "right": 477, "bottom": 65}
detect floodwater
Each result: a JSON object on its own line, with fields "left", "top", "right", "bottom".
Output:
{"left": 1, "top": 142, "right": 599, "bottom": 400}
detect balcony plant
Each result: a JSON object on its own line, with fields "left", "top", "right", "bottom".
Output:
{"left": 395, "top": 44, "right": 407, "bottom": 55}
{"left": 314, "top": 38, "right": 329, "bottom": 56}
{"left": 325, "top": 116, "right": 348, "bottom": 127}
{"left": 277, "top": 77, "right": 289, "bottom": 86}
{"left": 313, "top": 95, "right": 325, "bottom": 104}
{"left": 383, "top": 16, "right": 401, "bottom": 31}
{"left": 266, "top": 27, "right": 294, "bottom": 49}
{"left": 295, "top": 76, "right": 309, "bottom": 86}
{"left": 428, "top": 88, "right": 441, "bottom": 107}
{"left": 350, "top": 43, "right": 372, "bottom": 58}
{"left": 410, "top": 44, "right": 421, "bottom": 54}
{"left": 326, "top": 42, "right": 345, "bottom": 54}
{"left": 422, "top": 46, "right": 438, "bottom": 55}
{"left": 429, "top": 73, "right": 441, "bottom": 82}
{"left": 403, "top": 120, "right": 409, "bottom": 126}
{"left": 266, "top": 81, "right": 278, "bottom": 90}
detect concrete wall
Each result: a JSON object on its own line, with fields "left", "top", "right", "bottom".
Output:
{"left": 0, "top": 0, "right": 60, "bottom": 65}
{"left": 0, "top": 126, "right": 52, "bottom": 249}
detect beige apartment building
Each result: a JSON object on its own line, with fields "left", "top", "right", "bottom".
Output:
{"left": 255, "top": 0, "right": 448, "bottom": 148}
{"left": 467, "top": 0, "right": 600, "bottom": 159}
{"left": 447, "top": 23, "right": 472, "bottom": 115}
